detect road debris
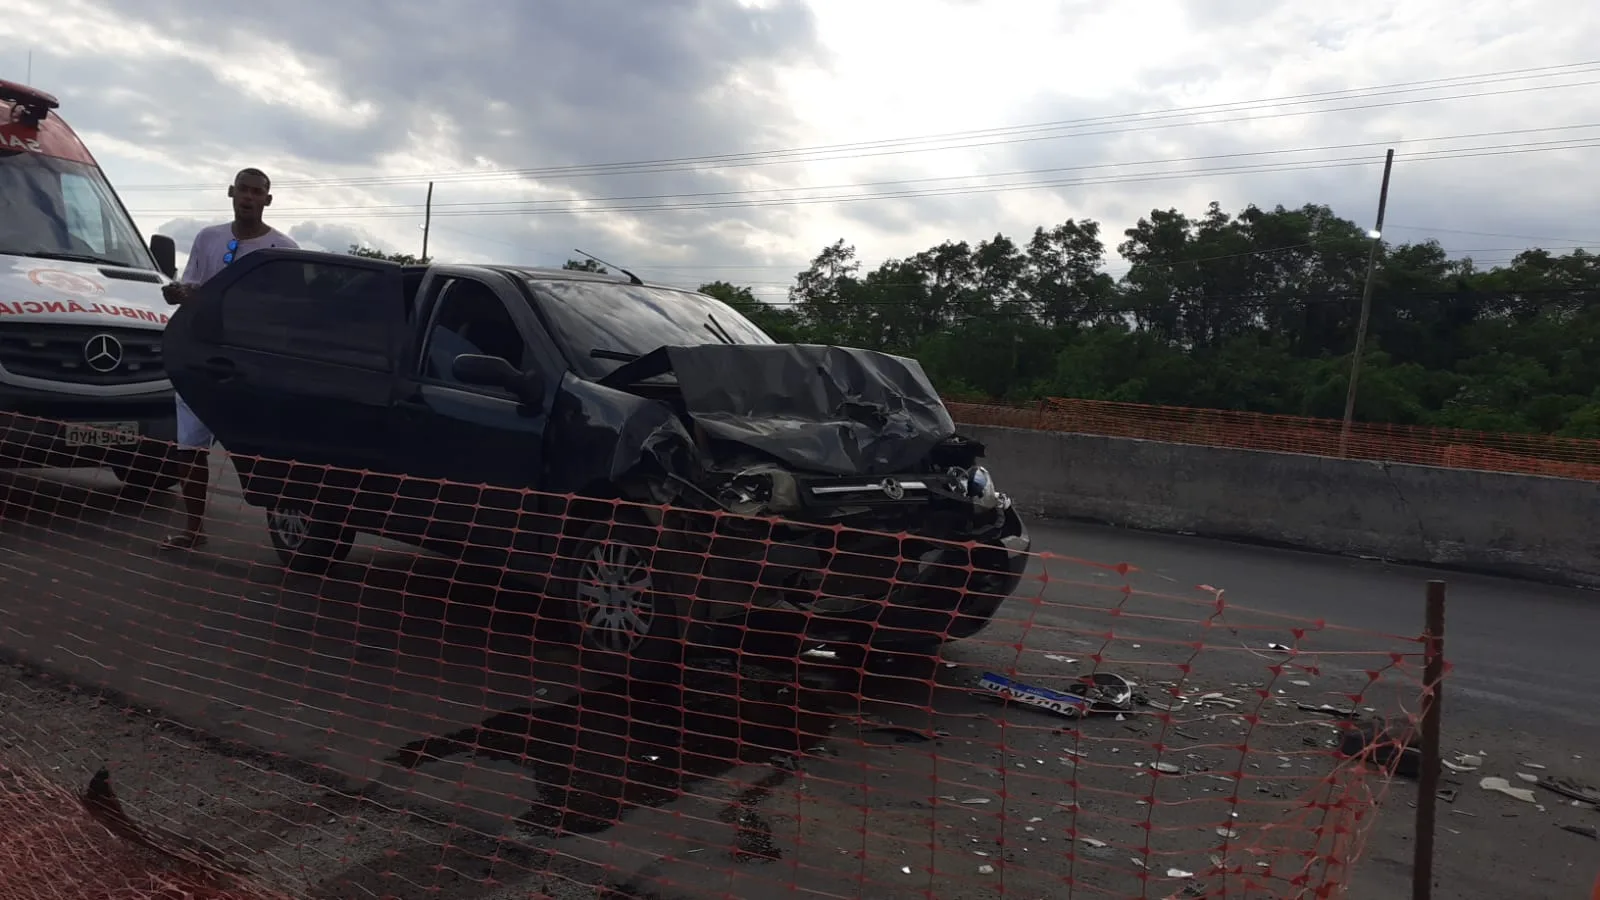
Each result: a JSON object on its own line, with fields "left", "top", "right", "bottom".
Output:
{"left": 1167, "top": 867, "right": 1195, "bottom": 878}
{"left": 1480, "top": 776, "right": 1538, "bottom": 803}
{"left": 976, "top": 671, "right": 1137, "bottom": 719}
{"left": 1536, "top": 775, "right": 1600, "bottom": 806}
{"left": 1297, "top": 702, "right": 1359, "bottom": 719}
{"left": 1337, "top": 718, "right": 1421, "bottom": 777}
{"left": 1559, "top": 824, "right": 1598, "bottom": 840}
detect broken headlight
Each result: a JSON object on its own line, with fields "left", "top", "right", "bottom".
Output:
{"left": 950, "top": 465, "right": 1010, "bottom": 512}
{"left": 720, "top": 464, "right": 802, "bottom": 515}
{"left": 966, "top": 465, "right": 993, "bottom": 499}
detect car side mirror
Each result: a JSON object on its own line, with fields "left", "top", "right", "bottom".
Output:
{"left": 452, "top": 353, "right": 544, "bottom": 400}
{"left": 150, "top": 234, "right": 177, "bottom": 278}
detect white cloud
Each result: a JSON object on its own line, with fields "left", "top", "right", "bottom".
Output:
{"left": 5, "top": 0, "right": 1600, "bottom": 298}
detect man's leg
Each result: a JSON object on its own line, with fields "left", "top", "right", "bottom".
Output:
{"left": 160, "top": 395, "right": 213, "bottom": 551}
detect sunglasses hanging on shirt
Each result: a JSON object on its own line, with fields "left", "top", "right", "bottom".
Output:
{"left": 223, "top": 238, "right": 239, "bottom": 265}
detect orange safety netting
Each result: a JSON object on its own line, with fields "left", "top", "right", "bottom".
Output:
{"left": 0, "top": 414, "right": 1436, "bottom": 898}
{"left": 944, "top": 397, "right": 1600, "bottom": 482}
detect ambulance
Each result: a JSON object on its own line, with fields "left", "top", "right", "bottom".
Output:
{"left": 1, "top": 78, "right": 180, "bottom": 491}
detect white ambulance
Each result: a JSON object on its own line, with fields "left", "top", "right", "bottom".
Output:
{"left": 1, "top": 78, "right": 181, "bottom": 491}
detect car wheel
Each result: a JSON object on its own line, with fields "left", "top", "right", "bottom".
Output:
{"left": 553, "top": 511, "right": 692, "bottom": 678}
{"left": 266, "top": 503, "right": 354, "bottom": 574}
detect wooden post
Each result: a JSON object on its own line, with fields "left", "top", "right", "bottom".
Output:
{"left": 1412, "top": 580, "right": 1447, "bottom": 900}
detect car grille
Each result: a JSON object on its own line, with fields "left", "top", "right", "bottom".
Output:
{"left": 0, "top": 323, "right": 166, "bottom": 385}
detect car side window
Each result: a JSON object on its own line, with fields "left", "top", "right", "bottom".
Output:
{"left": 421, "top": 279, "right": 526, "bottom": 386}
{"left": 218, "top": 259, "right": 395, "bottom": 371}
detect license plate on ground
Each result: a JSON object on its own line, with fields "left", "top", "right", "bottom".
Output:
{"left": 63, "top": 421, "right": 140, "bottom": 447}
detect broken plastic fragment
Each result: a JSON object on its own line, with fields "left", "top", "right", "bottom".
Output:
{"left": 1480, "top": 776, "right": 1537, "bottom": 803}
{"left": 1167, "top": 867, "right": 1195, "bottom": 878}
{"left": 978, "top": 864, "right": 995, "bottom": 874}
{"left": 1081, "top": 837, "right": 1108, "bottom": 848}
{"left": 1152, "top": 762, "right": 1182, "bottom": 774}
{"left": 1516, "top": 772, "right": 1539, "bottom": 784}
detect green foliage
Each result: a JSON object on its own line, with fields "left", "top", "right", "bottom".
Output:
{"left": 695, "top": 202, "right": 1600, "bottom": 435}
{"left": 563, "top": 258, "right": 608, "bottom": 273}
{"left": 347, "top": 244, "right": 430, "bottom": 265}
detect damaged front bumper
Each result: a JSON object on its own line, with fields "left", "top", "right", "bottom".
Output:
{"left": 793, "top": 503, "right": 1032, "bottom": 649}
{"left": 684, "top": 485, "right": 1032, "bottom": 652}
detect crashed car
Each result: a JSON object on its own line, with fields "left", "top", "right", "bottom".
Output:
{"left": 163, "top": 248, "right": 1031, "bottom": 667}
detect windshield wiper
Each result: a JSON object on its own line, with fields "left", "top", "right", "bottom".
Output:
{"left": 705, "top": 314, "right": 736, "bottom": 345}
{"left": 590, "top": 348, "right": 641, "bottom": 362}
{"left": 19, "top": 250, "right": 130, "bottom": 268}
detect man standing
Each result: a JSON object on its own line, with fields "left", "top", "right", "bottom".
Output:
{"left": 158, "top": 167, "right": 298, "bottom": 551}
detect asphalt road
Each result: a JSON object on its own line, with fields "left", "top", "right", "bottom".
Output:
{"left": 1, "top": 459, "right": 1596, "bottom": 899}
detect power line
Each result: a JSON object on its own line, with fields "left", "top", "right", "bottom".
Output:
{"left": 129, "top": 124, "right": 1600, "bottom": 218}
{"left": 131, "top": 136, "right": 1600, "bottom": 221}
{"left": 117, "top": 60, "right": 1600, "bottom": 192}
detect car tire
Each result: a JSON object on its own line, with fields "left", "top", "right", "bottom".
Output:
{"left": 552, "top": 508, "right": 692, "bottom": 679}
{"left": 266, "top": 503, "right": 354, "bottom": 574}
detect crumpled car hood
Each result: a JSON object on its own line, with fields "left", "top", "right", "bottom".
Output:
{"left": 602, "top": 343, "right": 957, "bottom": 476}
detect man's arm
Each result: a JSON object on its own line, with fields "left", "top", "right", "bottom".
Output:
{"left": 162, "top": 231, "right": 209, "bottom": 305}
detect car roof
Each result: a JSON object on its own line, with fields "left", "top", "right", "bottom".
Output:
{"left": 487, "top": 264, "right": 701, "bottom": 293}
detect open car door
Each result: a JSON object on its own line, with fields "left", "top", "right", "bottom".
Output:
{"left": 162, "top": 247, "right": 408, "bottom": 476}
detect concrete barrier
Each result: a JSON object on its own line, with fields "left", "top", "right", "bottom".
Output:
{"left": 963, "top": 423, "right": 1600, "bottom": 588}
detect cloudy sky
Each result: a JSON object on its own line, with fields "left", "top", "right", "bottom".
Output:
{"left": 7, "top": 0, "right": 1600, "bottom": 304}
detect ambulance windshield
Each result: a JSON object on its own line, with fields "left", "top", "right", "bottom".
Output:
{"left": 0, "top": 150, "right": 154, "bottom": 271}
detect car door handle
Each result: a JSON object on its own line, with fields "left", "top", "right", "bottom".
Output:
{"left": 199, "top": 357, "right": 239, "bottom": 380}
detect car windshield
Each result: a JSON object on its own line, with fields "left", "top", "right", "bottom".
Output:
{"left": 0, "top": 150, "right": 154, "bottom": 270}
{"left": 527, "top": 277, "right": 776, "bottom": 380}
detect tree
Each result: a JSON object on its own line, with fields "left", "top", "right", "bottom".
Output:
{"left": 688, "top": 199, "right": 1600, "bottom": 437}
{"left": 699, "top": 280, "right": 803, "bottom": 341}
{"left": 348, "top": 244, "right": 430, "bottom": 265}
{"left": 564, "top": 258, "right": 608, "bottom": 274}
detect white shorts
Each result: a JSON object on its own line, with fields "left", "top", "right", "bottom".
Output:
{"left": 175, "top": 392, "right": 215, "bottom": 449}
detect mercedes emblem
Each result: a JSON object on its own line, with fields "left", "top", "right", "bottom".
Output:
{"left": 880, "top": 477, "right": 905, "bottom": 500}
{"left": 83, "top": 333, "right": 124, "bottom": 373}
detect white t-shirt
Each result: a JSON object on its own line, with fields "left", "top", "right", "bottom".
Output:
{"left": 180, "top": 223, "right": 299, "bottom": 286}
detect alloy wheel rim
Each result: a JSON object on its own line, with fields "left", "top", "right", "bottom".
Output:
{"left": 575, "top": 542, "right": 655, "bottom": 653}
{"left": 268, "top": 508, "right": 311, "bottom": 549}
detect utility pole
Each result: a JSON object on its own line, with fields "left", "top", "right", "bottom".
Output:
{"left": 1339, "top": 148, "right": 1395, "bottom": 457}
{"left": 421, "top": 181, "right": 434, "bottom": 262}
{"left": 26, "top": 50, "right": 32, "bottom": 83}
